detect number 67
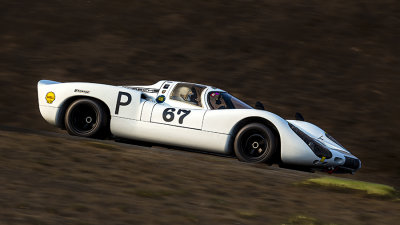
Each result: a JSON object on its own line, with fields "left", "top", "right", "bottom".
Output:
{"left": 162, "top": 108, "right": 191, "bottom": 124}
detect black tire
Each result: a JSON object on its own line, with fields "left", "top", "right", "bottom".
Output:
{"left": 64, "top": 98, "right": 109, "bottom": 138}
{"left": 234, "top": 123, "right": 277, "bottom": 163}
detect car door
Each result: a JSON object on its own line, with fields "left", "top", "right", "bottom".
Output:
{"left": 150, "top": 104, "right": 205, "bottom": 130}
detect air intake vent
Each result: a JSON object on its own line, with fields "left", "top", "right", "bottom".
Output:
{"left": 343, "top": 156, "right": 360, "bottom": 169}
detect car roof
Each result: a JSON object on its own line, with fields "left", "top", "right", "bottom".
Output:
{"left": 162, "top": 80, "right": 225, "bottom": 92}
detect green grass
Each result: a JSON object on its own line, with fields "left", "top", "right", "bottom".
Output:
{"left": 236, "top": 210, "right": 258, "bottom": 219}
{"left": 282, "top": 215, "right": 336, "bottom": 225}
{"left": 301, "top": 177, "right": 398, "bottom": 198}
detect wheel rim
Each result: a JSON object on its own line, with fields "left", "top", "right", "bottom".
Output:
{"left": 69, "top": 103, "right": 99, "bottom": 134}
{"left": 241, "top": 131, "right": 269, "bottom": 160}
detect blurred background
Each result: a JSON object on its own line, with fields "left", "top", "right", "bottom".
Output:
{"left": 0, "top": 0, "right": 399, "bottom": 186}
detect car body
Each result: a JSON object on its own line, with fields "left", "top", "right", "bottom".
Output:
{"left": 37, "top": 80, "right": 361, "bottom": 173}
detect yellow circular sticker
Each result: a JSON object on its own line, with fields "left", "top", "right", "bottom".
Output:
{"left": 156, "top": 95, "right": 166, "bottom": 103}
{"left": 45, "top": 92, "right": 55, "bottom": 104}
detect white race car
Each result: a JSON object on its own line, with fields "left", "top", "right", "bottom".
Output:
{"left": 37, "top": 80, "right": 361, "bottom": 173}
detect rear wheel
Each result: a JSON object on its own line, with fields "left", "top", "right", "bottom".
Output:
{"left": 65, "top": 98, "right": 109, "bottom": 138}
{"left": 234, "top": 123, "right": 276, "bottom": 163}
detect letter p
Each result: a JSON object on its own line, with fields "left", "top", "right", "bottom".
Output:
{"left": 115, "top": 91, "right": 132, "bottom": 115}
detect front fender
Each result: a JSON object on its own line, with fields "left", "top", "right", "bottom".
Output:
{"left": 202, "top": 109, "right": 318, "bottom": 165}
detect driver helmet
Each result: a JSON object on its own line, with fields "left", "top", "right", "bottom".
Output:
{"left": 177, "top": 86, "right": 194, "bottom": 102}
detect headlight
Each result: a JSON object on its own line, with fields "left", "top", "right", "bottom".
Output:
{"left": 288, "top": 123, "right": 332, "bottom": 159}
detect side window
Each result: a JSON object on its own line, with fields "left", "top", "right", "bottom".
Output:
{"left": 208, "top": 92, "right": 252, "bottom": 110}
{"left": 170, "top": 83, "right": 205, "bottom": 107}
{"left": 208, "top": 92, "right": 228, "bottom": 109}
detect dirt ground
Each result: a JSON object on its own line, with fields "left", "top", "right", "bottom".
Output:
{"left": 0, "top": 0, "right": 399, "bottom": 224}
{"left": 1, "top": 129, "right": 399, "bottom": 225}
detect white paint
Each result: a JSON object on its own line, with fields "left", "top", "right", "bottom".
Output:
{"left": 37, "top": 80, "right": 361, "bottom": 172}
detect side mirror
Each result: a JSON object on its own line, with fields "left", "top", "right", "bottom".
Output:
{"left": 255, "top": 101, "right": 265, "bottom": 110}
{"left": 295, "top": 112, "right": 305, "bottom": 121}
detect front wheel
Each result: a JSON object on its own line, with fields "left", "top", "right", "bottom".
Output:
{"left": 64, "top": 98, "right": 109, "bottom": 138}
{"left": 234, "top": 123, "right": 277, "bottom": 163}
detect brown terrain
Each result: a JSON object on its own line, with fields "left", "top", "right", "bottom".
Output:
{"left": 0, "top": 0, "right": 399, "bottom": 224}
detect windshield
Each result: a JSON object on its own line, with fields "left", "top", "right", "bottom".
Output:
{"left": 208, "top": 92, "right": 252, "bottom": 109}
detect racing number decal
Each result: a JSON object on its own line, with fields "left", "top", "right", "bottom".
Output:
{"left": 177, "top": 109, "right": 191, "bottom": 124}
{"left": 162, "top": 108, "right": 191, "bottom": 124}
{"left": 162, "top": 108, "right": 175, "bottom": 122}
{"left": 115, "top": 91, "right": 132, "bottom": 114}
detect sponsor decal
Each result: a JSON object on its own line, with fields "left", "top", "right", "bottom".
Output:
{"left": 125, "top": 87, "right": 160, "bottom": 93}
{"left": 156, "top": 95, "right": 166, "bottom": 103}
{"left": 45, "top": 92, "right": 55, "bottom": 104}
{"left": 162, "top": 90, "right": 166, "bottom": 94}
{"left": 163, "top": 84, "right": 170, "bottom": 89}
{"left": 74, "top": 89, "right": 90, "bottom": 94}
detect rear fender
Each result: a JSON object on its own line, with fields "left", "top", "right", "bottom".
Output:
{"left": 37, "top": 80, "right": 143, "bottom": 127}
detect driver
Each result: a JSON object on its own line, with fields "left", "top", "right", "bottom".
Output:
{"left": 176, "top": 86, "right": 194, "bottom": 103}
